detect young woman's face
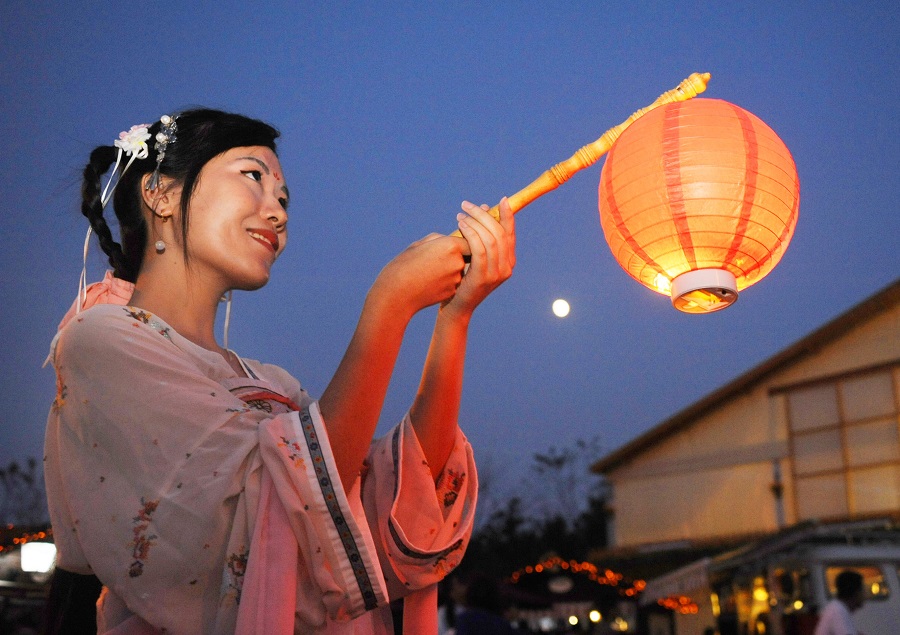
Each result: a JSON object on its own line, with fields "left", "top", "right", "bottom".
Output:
{"left": 183, "top": 145, "right": 289, "bottom": 291}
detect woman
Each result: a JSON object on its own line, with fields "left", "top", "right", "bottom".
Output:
{"left": 44, "top": 109, "right": 515, "bottom": 634}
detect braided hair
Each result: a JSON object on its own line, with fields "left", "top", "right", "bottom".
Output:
{"left": 80, "top": 109, "right": 280, "bottom": 282}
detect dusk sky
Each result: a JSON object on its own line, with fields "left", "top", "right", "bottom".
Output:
{"left": 2, "top": 2, "right": 898, "bottom": 512}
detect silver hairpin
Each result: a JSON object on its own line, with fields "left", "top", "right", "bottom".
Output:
{"left": 146, "top": 114, "right": 177, "bottom": 191}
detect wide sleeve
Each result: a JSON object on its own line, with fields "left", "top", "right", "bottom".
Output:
{"left": 45, "top": 306, "right": 288, "bottom": 633}
{"left": 361, "top": 416, "right": 477, "bottom": 600}
{"left": 244, "top": 402, "right": 392, "bottom": 633}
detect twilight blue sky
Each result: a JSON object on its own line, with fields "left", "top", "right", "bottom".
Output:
{"left": 2, "top": 2, "right": 898, "bottom": 509}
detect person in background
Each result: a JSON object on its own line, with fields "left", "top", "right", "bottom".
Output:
{"left": 814, "top": 570, "right": 865, "bottom": 635}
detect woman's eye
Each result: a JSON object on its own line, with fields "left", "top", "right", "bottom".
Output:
{"left": 279, "top": 197, "right": 289, "bottom": 211}
{"left": 242, "top": 170, "right": 263, "bottom": 182}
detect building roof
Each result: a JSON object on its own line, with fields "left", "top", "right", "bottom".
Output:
{"left": 592, "top": 277, "right": 900, "bottom": 475}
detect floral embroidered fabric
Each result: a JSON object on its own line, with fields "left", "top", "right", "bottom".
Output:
{"left": 45, "top": 303, "right": 477, "bottom": 634}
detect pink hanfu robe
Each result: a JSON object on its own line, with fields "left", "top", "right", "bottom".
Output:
{"left": 45, "top": 303, "right": 476, "bottom": 634}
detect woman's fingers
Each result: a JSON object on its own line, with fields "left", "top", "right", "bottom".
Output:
{"left": 456, "top": 207, "right": 492, "bottom": 273}
{"left": 457, "top": 198, "right": 515, "bottom": 279}
{"left": 497, "top": 197, "right": 517, "bottom": 268}
{"left": 381, "top": 197, "right": 516, "bottom": 320}
{"left": 447, "top": 197, "right": 517, "bottom": 315}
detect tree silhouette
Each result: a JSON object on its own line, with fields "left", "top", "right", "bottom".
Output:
{"left": 462, "top": 438, "right": 611, "bottom": 577}
{"left": 525, "top": 436, "right": 607, "bottom": 532}
{"left": 0, "top": 457, "right": 49, "bottom": 526}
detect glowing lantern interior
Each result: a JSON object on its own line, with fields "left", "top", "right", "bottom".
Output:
{"left": 598, "top": 98, "right": 799, "bottom": 313}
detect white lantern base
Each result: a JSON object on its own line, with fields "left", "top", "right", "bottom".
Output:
{"left": 671, "top": 269, "right": 738, "bottom": 313}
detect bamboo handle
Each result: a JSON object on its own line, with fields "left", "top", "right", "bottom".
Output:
{"left": 450, "top": 72, "right": 711, "bottom": 236}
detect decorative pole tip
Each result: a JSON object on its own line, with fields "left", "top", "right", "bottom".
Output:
{"left": 689, "top": 72, "right": 711, "bottom": 92}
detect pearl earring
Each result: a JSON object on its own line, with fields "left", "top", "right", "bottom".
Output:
{"left": 155, "top": 240, "right": 166, "bottom": 254}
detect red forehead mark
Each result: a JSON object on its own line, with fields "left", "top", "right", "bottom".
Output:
{"left": 273, "top": 171, "right": 281, "bottom": 181}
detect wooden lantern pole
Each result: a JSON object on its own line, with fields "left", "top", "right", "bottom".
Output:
{"left": 451, "top": 72, "right": 711, "bottom": 236}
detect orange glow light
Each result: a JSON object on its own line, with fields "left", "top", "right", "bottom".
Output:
{"left": 659, "top": 595, "right": 700, "bottom": 614}
{"left": 599, "top": 98, "right": 799, "bottom": 313}
{"left": 508, "top": 556, "right": 645, "bottom": 597}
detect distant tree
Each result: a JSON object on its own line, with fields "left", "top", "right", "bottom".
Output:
{"left": 527, "top": 436, "right": 606, "bottom": 530}
{"left": 0, "top": 458, "right": 49, "bottom": 527}
{"left": 462, "top": 438, "right": 611, "bottom": 577}
{"left": 567, "top": 481, "right": 611, "bottom": 556}
{"left": 471, "top": 451, "right": 513, "bottom": 530}
{"left": 464, "top": 496, "right": 544, "bottom": 574}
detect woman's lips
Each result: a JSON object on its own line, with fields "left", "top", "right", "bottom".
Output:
{"left": 247, "top": 229, "right": 279, "bottom": 252}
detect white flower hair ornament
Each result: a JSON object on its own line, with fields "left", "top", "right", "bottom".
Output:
{"left": 113, "top": 124, "right": 151, "bottom": 159}
{"left": 99, "top": 123, "right": 151, "bottom": 207}
{"left": 78, "top": 115, "right": 176, "bottom": 314}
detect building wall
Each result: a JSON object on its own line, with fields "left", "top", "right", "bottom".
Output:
{"left": 608, "top": 301, "right": 900, "bottom": 548}
{"left": 768, "top": 305, "right": 900, "bottom": 387}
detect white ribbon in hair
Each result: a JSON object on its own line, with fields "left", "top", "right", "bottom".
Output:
{"left": 77, "top": 125, "right": 151, "bottom": 313}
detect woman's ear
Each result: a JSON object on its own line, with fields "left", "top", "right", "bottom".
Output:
{"left": 140, "top": 173, "right": 179, "bottom": 222}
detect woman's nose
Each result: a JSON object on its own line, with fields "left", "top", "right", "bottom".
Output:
{"left": 264, "top": 197, "right": 288, "bottom": 230}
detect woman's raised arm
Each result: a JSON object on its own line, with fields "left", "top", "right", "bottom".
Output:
{"left": 318, "top": 231, "right": 468, "bottom": 490}
{"left": 410, "top": 198, "right": 516, "bottom": 480}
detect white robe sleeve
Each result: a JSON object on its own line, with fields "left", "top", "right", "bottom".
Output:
{"left": 239, "top": 410, "right": 478, "bottom": 634}
{"left": 362, "top": 416, "right": 477, "bottom": 599}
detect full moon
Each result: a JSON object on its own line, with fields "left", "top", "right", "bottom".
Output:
{"left": 552, "top": 299, "right": 570, "bottom": 318}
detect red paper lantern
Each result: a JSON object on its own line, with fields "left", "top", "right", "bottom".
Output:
{"left": 598, "top": 98, "right": 799, "bottom": 313}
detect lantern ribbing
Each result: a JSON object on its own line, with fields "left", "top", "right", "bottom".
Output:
{"left": 598, "top": 98, "right": 800, "bottom": 312}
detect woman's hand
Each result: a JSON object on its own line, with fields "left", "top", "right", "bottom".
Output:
{"left": 442, "top": 196, "right": 516, "bottom": 320}
{"left": 321, "top": 198, "right": 515, "bottom": 488}
{"left": 367, "top": 232, "right": 470, "bottom": 321}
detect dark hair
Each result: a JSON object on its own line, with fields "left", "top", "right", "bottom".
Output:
{"left": 81, "top": 108, "right": 280, "bottom": 282}
{"left": 835, "top": 570, "right": 863, "bottom": 600}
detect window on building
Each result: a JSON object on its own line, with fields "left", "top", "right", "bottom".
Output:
{"left": 824, "top": 565, "right": 890, "bottom": 601}
{"left": 772, "top": 566, "right": 814, "bottom": 611}
{"left": 783, "top": 364, "right": 900, "bottom": 521}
